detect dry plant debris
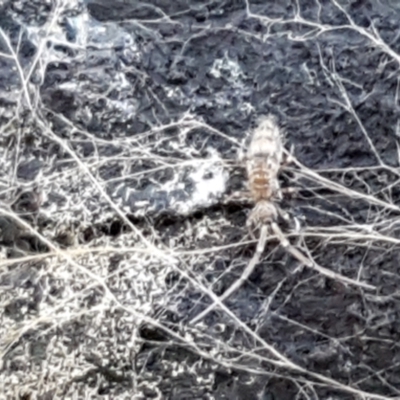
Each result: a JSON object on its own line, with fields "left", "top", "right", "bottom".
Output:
{"left": 1, "top": 0, "right": 400, "bottom": 399}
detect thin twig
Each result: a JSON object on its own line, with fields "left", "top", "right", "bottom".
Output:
{"left": 191, "top": 219, "right": 375, "bottom": 326}
{"left": 270, "top": 222, "right": 376, "bottom": 291}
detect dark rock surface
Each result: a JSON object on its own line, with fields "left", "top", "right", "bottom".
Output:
{"left": 1, "top": 0, "right": 400, "bottom": 399}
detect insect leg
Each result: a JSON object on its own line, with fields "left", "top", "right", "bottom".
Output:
{"left": 190, "top": 224, "right": 269, "bottom": 324}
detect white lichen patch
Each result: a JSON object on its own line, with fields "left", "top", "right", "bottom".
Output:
{"left": 162, "top": 149, "right": 228, "bottom": 215}
{"left": 209, "top": 52, "right": 245, "bottom": 85}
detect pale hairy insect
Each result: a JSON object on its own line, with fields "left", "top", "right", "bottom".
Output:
{"left": 190, "top": 115, "right": 374, "bottom": 325}
{"left": 246, "top": 114, "right": 284, "bottom": 228}
{"left": 191, "top": 115, "right": 286, "bottom": 324}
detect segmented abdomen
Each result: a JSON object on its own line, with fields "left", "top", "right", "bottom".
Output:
{"left": 247, "top": 159, "right": 278, "bottom": 202}
{"left": 247, "top": 115, "right": 283, "bottom": 164}
{"left": 246, "top": 115, "right": 283, "bottom": 203}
